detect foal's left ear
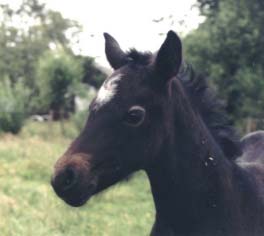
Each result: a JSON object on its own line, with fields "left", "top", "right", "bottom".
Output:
{"left": 155, "top": 31, "right": 182, "bottom": 84}
{"left": 104, "top": 33, "right": 128, "bottom": 70}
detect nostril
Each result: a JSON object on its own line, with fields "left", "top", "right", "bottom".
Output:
{"left": 64, "top": 168, "right": 77, "bottom": 188}
{"left": 52, "top": 168, "right": 78, "bottom": 194}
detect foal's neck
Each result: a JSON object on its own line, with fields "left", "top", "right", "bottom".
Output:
{"left": 146, "top": 79, "right": 242, "bottom": 235}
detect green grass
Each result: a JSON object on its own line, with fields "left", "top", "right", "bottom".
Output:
{"left": 0, "top": 121, "right": 154, "bottom": 236}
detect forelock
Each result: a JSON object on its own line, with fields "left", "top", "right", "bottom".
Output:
{"left": 127, "top": 49, "right": 152, "bottom": 66}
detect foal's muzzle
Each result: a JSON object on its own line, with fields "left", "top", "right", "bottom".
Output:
{"left": 51, "top": 167, "right": 79, "bottom": 196}
{"left": 51, "top": 153, "right": 96, "bottom": 207}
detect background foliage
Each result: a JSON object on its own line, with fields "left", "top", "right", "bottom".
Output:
{"left": 185, "top": 0, "right": 264, "bottom": 131}
{"left": 0, "top": 0, "right": 263, "bottom": 133}
{"left": 0, "top": 0, "right": 106, "bottom": 133}
{"left": 0, "top": 78, "right": 29, "bottom": 134}
{"left": 35, "top": 50, "right": 83, "bottom": 118}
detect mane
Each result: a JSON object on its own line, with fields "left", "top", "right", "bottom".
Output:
{"left": 124, "top": 49, "right": 242, "bottom": 160}
{"left": 127, "top": 49, "right": 242, "bottom": 160}
{"left": 178, "top": 63, "right": 242, "bottom": 160}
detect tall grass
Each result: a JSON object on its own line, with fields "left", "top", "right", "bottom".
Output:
{"left": 0, "top": 121, "right": 154, "bottom": 236}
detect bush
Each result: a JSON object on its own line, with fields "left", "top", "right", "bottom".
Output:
{"left": 0, "top": 78, "right": 29, "bottom": 134}
{"left": 34, "top": 50, "right": 83, "bottom": 117}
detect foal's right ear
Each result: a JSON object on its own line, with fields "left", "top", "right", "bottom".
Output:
{"left": 154, "top": 31, "right": 182, "bottom": 84}
{"left": 104, "top": 33, "right": 128, "bottom": 70}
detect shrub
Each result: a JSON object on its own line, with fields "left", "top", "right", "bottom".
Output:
{"left": 34, "top": 50, "right": 83, "bottom": 118}
{"left": 0, "top": 78, "right": 29, "bottom": 134}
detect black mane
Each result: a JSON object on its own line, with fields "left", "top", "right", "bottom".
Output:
{"left": 127, "top": 49, "right": 242, "bottom": 160}
{"left": 179, "top": 64, "right": 242, "bottom": 160}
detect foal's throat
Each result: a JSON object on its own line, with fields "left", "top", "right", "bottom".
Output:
{"left": 146, "top": 126, "right": 234, "bottom": 234}
{"left": 145, "top": 80, "right": 237, "bottom": 234}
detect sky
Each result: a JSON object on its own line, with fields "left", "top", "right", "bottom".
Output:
{"left": 2, "top": 0, "right": 204, "bottom": 67}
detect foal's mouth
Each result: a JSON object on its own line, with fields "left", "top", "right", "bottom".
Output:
{"left": 61, "top": 183, "right": 97, "bottom": 207}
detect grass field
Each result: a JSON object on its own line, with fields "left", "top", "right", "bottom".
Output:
{"left": 0, "top": 121, "right": 154, "bottom": 236}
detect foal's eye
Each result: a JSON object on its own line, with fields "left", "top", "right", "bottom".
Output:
{"left": 123, "top": 106, "right": 146, "bottom": 127}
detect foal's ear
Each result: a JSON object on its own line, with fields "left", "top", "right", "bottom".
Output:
{"left": 155, "top": 31, "right": 182, "bottom": 83}
{"left": 104, "top": 33, "right": 128, "bottom": 70}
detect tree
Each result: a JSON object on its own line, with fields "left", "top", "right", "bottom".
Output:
{"left": 0, "top": 0, "right": 81, "bottom": 112}
{"left": 184, "top": 0, "right": 264, "bottom": 130}
{"left": 78, "top": 56, "right": 107, "bottom": 89}
{"left": 0, "top": 77, "right": 29, "bottom": 134}
{"left": 35, "top": 50, "right": 83, "bottom": 119}
{"left": 196, "top": 0, "right": 219, "bottom": 16}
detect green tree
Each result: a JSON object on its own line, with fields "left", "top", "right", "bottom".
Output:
{"left": 0, "top": 0, "right": 81, "bottom": 112}
{"left": 196, "top": 0, "right": 219, "bottom": 16}
{"left": 35, "top": 50, "right": 83, "bottom": 119}
{"left": 78, "top": 56, "right": 107, "bottom": 89}
{"left": 0, "top": 77, "right": 29, "bottom": 134}
{"left": 184, "top": 0, "right": 264, "bottom": 129}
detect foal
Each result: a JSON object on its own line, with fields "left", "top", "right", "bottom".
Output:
{"left": 51, "top": 31, "right": 264, "bottom": 236}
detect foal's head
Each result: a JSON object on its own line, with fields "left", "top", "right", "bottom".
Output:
{"left": 51, "top": 31, "right": 241, "bottom": 207}
{"left": 51, "top": 31, "right": 183, "bottom": 206}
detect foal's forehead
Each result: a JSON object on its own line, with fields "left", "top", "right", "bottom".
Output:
{"left": 94, "top": 72, "right": 123, "bottom": 110}
{"left": 91, "top": 65, "right": 149, "bottom": 111}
